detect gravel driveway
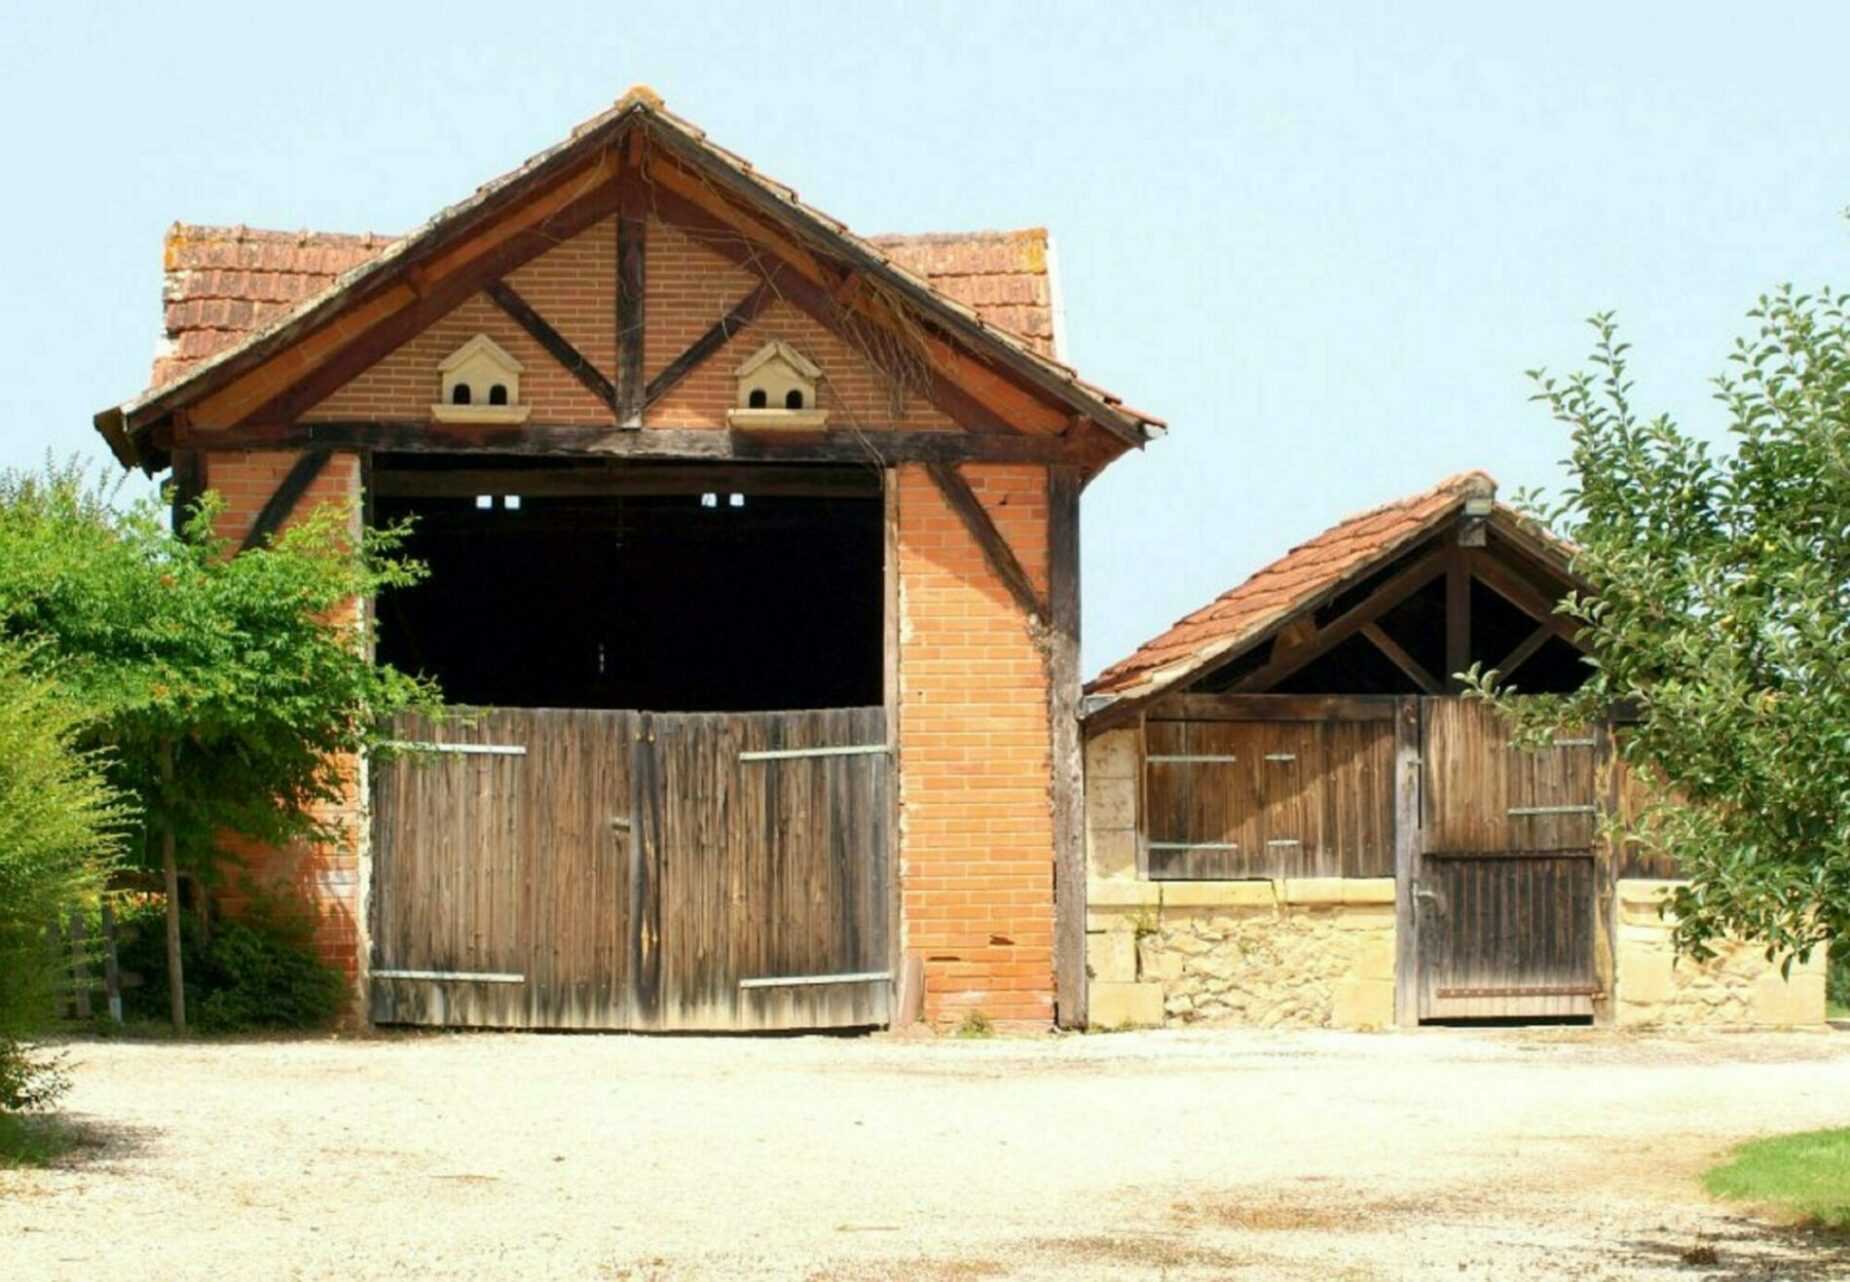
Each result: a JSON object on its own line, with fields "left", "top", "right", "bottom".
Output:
{"left": 4, "top": 1026, "right": 1848, "bottom": 1280}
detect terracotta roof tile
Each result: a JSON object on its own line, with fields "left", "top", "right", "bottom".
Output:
{"left": 149, "top": 223, "right": 1059, "bottom": 391}
{"left": 1087, "top": 471, "right": 1501, "bottom": 702}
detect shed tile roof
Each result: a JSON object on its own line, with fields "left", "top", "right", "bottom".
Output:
{"left": 1088, "top": 471, "right": 1501, "bottom": 702}
{"left": 150, "top": 223, "right": 1058, "bottom": 392}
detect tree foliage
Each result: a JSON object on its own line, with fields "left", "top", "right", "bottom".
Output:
{"left": 0, "top": 645, "right": 123, "bottom": 1111}
{"left": 1472, "top": 288, "right": 1850, "bottom": 964}
{"left": 0, "top": 461, "right": 440, "bottom": 1029}
{"left": 0, "top": 463, "right": 439, "bottom": 875}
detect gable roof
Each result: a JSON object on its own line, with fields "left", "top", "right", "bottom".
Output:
{"left": 151, "top": 224, "right": 1061, "bottom": 393}
{"left": 101, "top": 86, "right": 1160, "bottom": 469}
{"left": 1086, "top": 471, "right": 1576, "bottom": 711}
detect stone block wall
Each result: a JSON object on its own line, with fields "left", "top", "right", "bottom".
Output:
{"left": 1615, "top": 879, "right": 1826, "bottom": 1026}
{"left": 1088, "top": 878, "right": 1397, "bottom": 1029}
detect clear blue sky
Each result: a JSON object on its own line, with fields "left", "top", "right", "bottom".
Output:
{"left": 4, "top": 2, "right": 1847, "bottom": 674}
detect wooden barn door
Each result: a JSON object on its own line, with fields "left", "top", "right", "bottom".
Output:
{"left": 1413, "top": 699, "right": 1604, "bottom": 1020}
{"left": 370, "top": 706, "right": 891, "bottom": 1031}
{"left": 369, "top": 708, "right": 636, "bottom": 1028}
{"left": 633, "top": 707, "right": 892, "bottom": 1031}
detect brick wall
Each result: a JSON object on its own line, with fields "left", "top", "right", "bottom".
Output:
{"left": 303, "top": 293, "right": 616, "bottom": 424}
{"left": 646, "top": 218, "right": 954, "bottom": 431}
{"left": 206, "top": 450, "right": 370, "bottom": 992}
{"left": 896, "top": 462, "right": 1056, "bottom": 1027}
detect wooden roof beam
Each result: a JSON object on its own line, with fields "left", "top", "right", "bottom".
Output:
{"left": 175, "top": 419, "right": 1091, "bottom": 465}
{"left": 1232, "top": 547, "right": 1450, "bottom": 693}
{"left": 484, "top": 279, "right": 617, "bottom": 412}
{"left": 1361, "top": 621, "right": 1443, "bottom": 694}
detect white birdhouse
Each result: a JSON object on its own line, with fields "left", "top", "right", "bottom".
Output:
{"left": 431, "top": 334, "right": 531, "bottom": 424}
{"left": 728, "top": 341, "right": 829, "bottom": 431}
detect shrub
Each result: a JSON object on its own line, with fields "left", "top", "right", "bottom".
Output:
{"left": 0, "top": 646, "right": 123, "bottom": 1118}
{"left": 196, "top": 917, "right": 346, "bottom": 1032}
{"left": 117, "top": 898, "right": 345, "bottom": 1033}
{"left": 1830, "top": 939, "right": 1848, "bottom": 1016}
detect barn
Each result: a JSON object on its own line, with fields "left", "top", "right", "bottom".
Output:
{"left": 93, "top": 88, "right": 1162, "bottom": 1032}
{"left": 1080, "top": 472, "right": 1827, "bottom": 1029}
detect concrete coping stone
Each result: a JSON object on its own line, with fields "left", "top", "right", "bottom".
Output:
{"left": 1160, "top": 880, "right": 1276, "bottom": 909}
{"left": 1129, "top": 878, "right": 1399, "bottom": 909}
{"left": 1087, "top": 877, "right": 1160, "bottom": 908}
{"left": 1282, "top": 877, "right": 1395, "bottom": 906}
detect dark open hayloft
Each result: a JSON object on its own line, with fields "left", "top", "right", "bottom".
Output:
{"left": 373, "top": 459, "right": 884, "bottom": 712}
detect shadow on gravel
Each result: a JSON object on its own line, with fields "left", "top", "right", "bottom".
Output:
{"left": 45, "top": 1113, "right": 160, "bottom": 1168}
{"left": 1625, "top": 1218, "right": 1850, "bottom": 1279}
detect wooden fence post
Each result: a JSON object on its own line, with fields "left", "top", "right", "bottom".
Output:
{"left": 100, "top": 897, "right": 124, "bottom": 1024}
{"left": 1393, "top": 696, "right": 1423, "bottom": 1027}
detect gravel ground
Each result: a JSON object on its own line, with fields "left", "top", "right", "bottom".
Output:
{"left": 3, "top": 1026, "right": 1848, "bottom": 1280}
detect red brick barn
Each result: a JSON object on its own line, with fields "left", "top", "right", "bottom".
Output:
{"left": 94, "top": 88, "right": 1161, "bottom": 1032}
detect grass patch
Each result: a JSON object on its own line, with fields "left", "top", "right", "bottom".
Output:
{"left": 953, "top": 1010, "right": 993, "bottom": 1039}
{"left": 1705, "top": 1129, "right": 1850, "bottom": 1229}
{"left": 0, "top": 1111, "right": 81, "bottom": 1167}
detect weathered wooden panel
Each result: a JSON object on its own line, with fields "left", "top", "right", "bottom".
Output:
{"left": 371, "top": 704, "right": 890, "bottom": 1032}
{"left": 371, "top": 708, "right": 634, "bottom": 1029}
{"left": 1416, "top": 698, "right": 1602, "bottom": 1021}
{"left": 1148, "top": 693, "right": 1399, "bottom": 723}
{"left": 1416, "top": 853, "right": 1598, "bottom": 1019}
{"left": 1145, "top": 716, "right": 1395, "bottom": 879}
{"left": 645, "top": 707, "right": 891, "bottom": 1031}
{"left": 1421, "top": 700, "right": 1597, "bottom": 853}
{"left": 1609, "top": 750, "right": 1683, "bottom": 879}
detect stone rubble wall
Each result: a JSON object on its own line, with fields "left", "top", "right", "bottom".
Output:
{"left": 1087, "top": 877, "right": 1397, "bottom": 1029}
{"left": 1615, "top": 879, "right": 1825, "bottom": 1027}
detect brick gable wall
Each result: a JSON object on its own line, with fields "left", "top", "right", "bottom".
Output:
{"left": 644, "top": 219, "right": 955, "bottom": 431}
{"left": 300, "top": 214, "right": 958, "bottom": 433}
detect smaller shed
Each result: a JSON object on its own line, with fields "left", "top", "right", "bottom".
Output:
{"left": 1080, "top": 472, "right": 1826, "bottom": 1029}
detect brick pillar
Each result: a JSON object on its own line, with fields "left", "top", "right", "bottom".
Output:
{"left": 895, "top": 462, "right": 1056, "bottom": 1027}
{"left": 205, "top": 450, "right": 370, "bottom": 1001}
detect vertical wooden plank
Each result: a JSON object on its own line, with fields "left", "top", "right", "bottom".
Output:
{"left": 616, "top": 214, "right": 646, "bottom": 427}
{"left": 170, "top": 449, "right": 206, "bottom": 535}
{"left": 1445, "top": 552, "right": 1470, "bottom": 694}
{"left": 1047, "top": 465, "right": 1086, "bottom": 1028}
{"left": 1393, "top": 697, "right": 1422, "bottom": 1026}
{"left": 628, "top": 712, "right": 663, "bottom": 1026}
{"left": 882, "top": 469, "right": 906, "bottom": 1022}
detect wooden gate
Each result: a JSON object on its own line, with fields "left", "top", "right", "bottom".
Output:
{"left": 369, "top": 706, "right": 892, "bottom": 1031}
{"left": 1413, "top": 698, "right": 1604, "bottom": 1020}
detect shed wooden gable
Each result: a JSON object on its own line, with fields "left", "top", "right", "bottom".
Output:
{"left": 98, "top": 87, "right": 1160, "bottom": 472}
{"left": 1086, "top": 472, "right": 1591, "bottom": 726}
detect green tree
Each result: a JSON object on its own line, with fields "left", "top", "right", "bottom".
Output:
{"left": 0, "top": 645, "right": 124, "bottom": 1115}
{"left": 0, "top": 463, "right": 440, "bottom": 1031}
{"left": 1472, "top": 288, "right": 1850, "bottom": 966}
